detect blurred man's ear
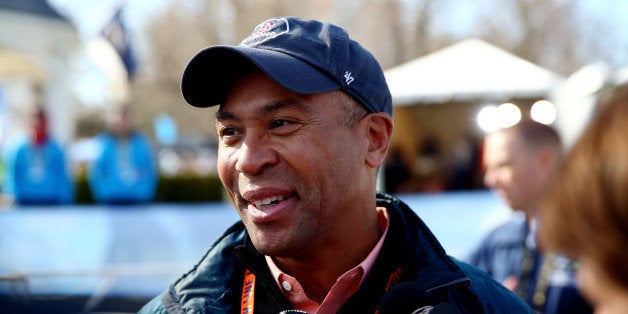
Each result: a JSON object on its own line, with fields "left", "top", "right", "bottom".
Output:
{"left": 365, "top": 113, "right": 393, "bottom": 168}
{"left": 538, "top": 147, "right": 558, "bottom": 170}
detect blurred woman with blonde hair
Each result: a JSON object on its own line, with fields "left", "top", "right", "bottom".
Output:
{"left": 538, "top": 83, "right": 628, "bottom": 314}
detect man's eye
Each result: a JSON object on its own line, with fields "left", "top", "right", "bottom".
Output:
{"left": 219, "top": 127, "right": 239, "bottom": 137}
{"left": 270, "top": 119, "right": 291, "bottom": 129}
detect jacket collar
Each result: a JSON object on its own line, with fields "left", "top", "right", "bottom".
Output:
{"left": 376, "top": 193, "right": 471, "bottom": 297}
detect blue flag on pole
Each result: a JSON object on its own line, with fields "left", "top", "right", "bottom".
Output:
{"left": 101, "top": 7, "right": 138, "bottom": 79}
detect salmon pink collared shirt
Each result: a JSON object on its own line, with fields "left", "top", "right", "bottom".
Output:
{"left": 265, "top": 207, "right": 390, "bottom": 314}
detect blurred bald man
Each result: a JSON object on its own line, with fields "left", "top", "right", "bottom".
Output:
{"left": 468, "top": 120, "right": 592, "bottom": 313}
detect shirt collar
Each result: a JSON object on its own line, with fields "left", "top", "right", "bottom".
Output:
{"left": 265, "top": 207, "right": 390, "bottom": 309}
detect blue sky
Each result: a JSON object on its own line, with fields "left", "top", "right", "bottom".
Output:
{"left": 49, "top": 0, "right": 169, "bottom": 40}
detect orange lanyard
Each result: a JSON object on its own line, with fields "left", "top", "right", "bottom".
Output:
{"left": 241, "top": 269, "right": 256, "bottom": 314}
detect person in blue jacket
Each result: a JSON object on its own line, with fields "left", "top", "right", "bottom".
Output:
{"left": 139, "top": 17, "right": 532, "bottom": 313}
{"left": 5, "top": 107, "right": 74, "bottom": 205}
{"left": 89, "top": 105, "right": 157, "bottom": 205}
{"left": 469, "top": 120, "right": 592, "bottom": 313}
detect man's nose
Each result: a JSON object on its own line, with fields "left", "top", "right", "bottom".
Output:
{"left": 235, "top": 138, "right": 279, "bottom": 175}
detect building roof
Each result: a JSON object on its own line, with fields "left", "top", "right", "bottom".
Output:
{"left": 385, "top": 38, "right": 565, "bottom": 105}
{"left": 0, "top": 0, "right": 67, "bottom": 21}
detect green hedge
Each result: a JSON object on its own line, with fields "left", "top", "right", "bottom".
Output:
{"left": 75, "top": 174, "right": 224, "bottom": 204}
{"left": 155, "top": 174, "right": 224, "bottom": 203}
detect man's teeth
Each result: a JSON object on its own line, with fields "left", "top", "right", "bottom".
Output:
{"left": 252, "top": 195, "right": 286, "bottom": 207}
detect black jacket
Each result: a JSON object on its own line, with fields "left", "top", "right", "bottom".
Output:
{"left": 139, "top": 193, "right": 532, "bottom": 313}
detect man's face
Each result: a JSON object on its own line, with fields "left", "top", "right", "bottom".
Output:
{"left": 110, "top": 110, "right": 131, "bottom": 136}
{"left": 482, "top": 132, "right": 545, "bottom": 213}
{"left": 214, "top": 71, "right": 372, "bottom": 258}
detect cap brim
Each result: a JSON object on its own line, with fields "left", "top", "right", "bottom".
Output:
{"left": 181, "top": 46, "right": 340, "bottom": 108}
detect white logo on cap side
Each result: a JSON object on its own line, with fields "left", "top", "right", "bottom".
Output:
{"left": 241, "top": 18, "right": 290, "bottom": 47}
{"left": 344, "top": 71, "right": 355, "bottom": 85}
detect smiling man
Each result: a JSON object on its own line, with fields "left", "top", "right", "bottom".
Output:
{"left": 139, "top": 17, "right": 531, "bottom": 313}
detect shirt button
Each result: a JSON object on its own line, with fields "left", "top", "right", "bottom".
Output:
{"left": 282, "top": 281, "right": 292, "bottom": 291}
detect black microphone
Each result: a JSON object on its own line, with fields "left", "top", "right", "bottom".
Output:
{"left": 378, "top": 282, "right": 460, "bottom": 314}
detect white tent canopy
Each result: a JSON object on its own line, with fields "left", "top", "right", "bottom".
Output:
{"left": 385, "top": 38, "right": 564, "bottom": 105}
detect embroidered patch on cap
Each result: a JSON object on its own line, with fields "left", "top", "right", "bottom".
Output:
{"left": 241, "top": 18, "right": 290, "bottom": 47}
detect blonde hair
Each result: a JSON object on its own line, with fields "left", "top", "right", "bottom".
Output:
{"left": 538, "top": 83, "right": 628, "bottom": 290}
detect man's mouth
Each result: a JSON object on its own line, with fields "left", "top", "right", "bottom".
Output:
{"left": 251, "top": 194, "right": 291, "bottom": 211}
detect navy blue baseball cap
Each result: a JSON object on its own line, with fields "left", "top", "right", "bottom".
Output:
{"left": 181, "top": 17, "right": 392, "bottom": 116}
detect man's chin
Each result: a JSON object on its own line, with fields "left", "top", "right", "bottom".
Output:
{"left": 248, "top": 229, "right": 286, "bottom": 253}
{"left": 252, "top": 242, "right": 289, "bottom": 257}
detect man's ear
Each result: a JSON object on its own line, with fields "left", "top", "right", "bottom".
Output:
{"left": 365, "top": 113, "right": 393, "bottom": 168}
{"left": 538, "top": 147, "right": 559, "bottom": 172}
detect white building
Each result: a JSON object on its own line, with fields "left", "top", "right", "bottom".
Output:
{"left": 0, "top": 0, "right": 79, "bottom": 145}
